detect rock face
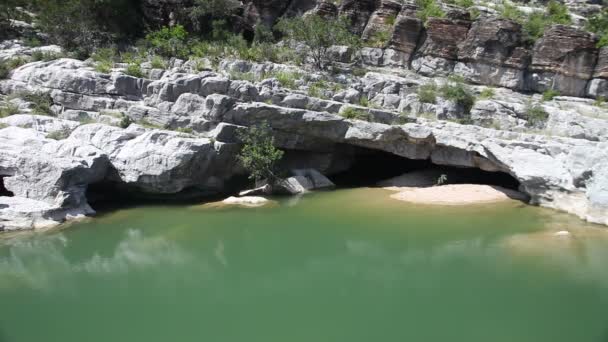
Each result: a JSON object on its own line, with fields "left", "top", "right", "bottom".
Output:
{"left": 412, "top": 15, "right": 471, "bottom": 75}
{"left": 455, "top": 18, "right": 531, "bottom": 89}
{"left": 1, "top": 52, "right": 608, "bottom": 230}
{"left": 385, "top": 6, "right": 423, "bottom": 67}
{"left": 339, "top": 0, "right": 378, "bottom": 35}
{"left": 0, "top": 127, "right": 109, "bottom": 231}
{"left": 529, "top": 25, "right": 598, "bottom": 97}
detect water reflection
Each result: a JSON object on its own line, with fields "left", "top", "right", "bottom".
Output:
{"left": 0, "top": 229, "right": 190, "bottom": 291}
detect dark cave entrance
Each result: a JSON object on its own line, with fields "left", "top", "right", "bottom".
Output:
{"left": 0, "top": 176, "right": 14, "bottom": 197}
{"left": 328, "top": 146, "right": 521, "bottom": 190}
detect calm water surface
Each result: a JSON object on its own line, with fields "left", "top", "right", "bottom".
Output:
{"left": 1, "top": 188, "right": 608, "bottom": 342}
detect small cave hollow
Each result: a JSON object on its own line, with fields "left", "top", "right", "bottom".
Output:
{"left": 328, "top": 146, "right": 521, "bottom": 190}
{"left": 0, "top": 176, "right": 14, "bottom": 197}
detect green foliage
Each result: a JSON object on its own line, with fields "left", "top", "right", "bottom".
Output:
{"left": 455, "top": 0, "right": 474, "bottom": 8}
{"left": 125, "top": 64, "right": 144, "bottom": 78}
{"left": 525, "top": 104, "right": 549, "bottom": 127}
{"left": 500, "top": 1, "right": 571, "bottom": 43}
{"left": 469, "top": 7, "right": 481, "bottom": 20}
{"left": 237, "top": 122, "right": 284, "bottom": 182}
{"left": 150, "top": 56, "right": 167, "bottom": 69}
{"left": 416, "top": 0, "right": 446, "bottom": 23}
{"left": 586, "top": 8, "right": 608, "bottom": 47}
{"left": 145, "top": 25, "right": 190, "bottom": 59}
{"left": 46, "top": 127, "right": 72, "bottom": 140}
{"left": 95, "top": 61, "right": 113, "bottom": 74}
{"left": 0, "top": 61, "right": 11, "bottom": 80}
{"left": 0, "top": 102, "right": 19, "bottom": 118}
{"left": 307, "top": 81, "right": 329, "bottom": 99}
{"left": 417, "top": 81, "right": 438, "bottom": 104}
{"left": 366, "top": 29, "right": 392, "bottom": 48}
{"left": 34, "top": 0, "right": 143, "bottom": 58}
{"left": 119, "top": 115, "right": 132, "bottom": 128}
{"left": 542, "top": 89, "right": 560, "bottom": 101}
{"left": 189, "top": 0, "right": 240, "bottom": 32}
{"left": 253, "top": 23, "right": 275, "bottom": 44}
{"left": 479, "top": 88, "right": 495, "bottom": 99}
{"left": 176, "top": 127, "right": 194, "bottom": 134}
{"left": 594, "top": 96, "right": 605, "bottom": 107}
{"left": 340, "top": 107, "right": 370, "bottom": 121}
{"left": 359, "top": 96, "right": 370, "bottom": 107}
{"left": 439, "top": 76, "right": 475, "bottom": 113}
{"left": 276, "top": 15, "right": 361, "bottom": 69}
{"left": 547, "top": 1, "right": 571, "bottom": 24}
{"left": 0, "top": 56, "right": 29, "bottom": 79}
{"left": 22, "top": 93, "right": 54, "bottom": 116}
{"left": 229, "top": 71, "right": 258, "bottom": 83}
{"left": 31, "top": 50, "right": 63, "bottom": 62}
{"left": 499, "top": 2, "right": 524, "bottom": 22}
{"left": 273, "top": 71, "right": 301, "bottom": 89}
{"left": 385, "top": 15, "right": 397, "bottom": 26}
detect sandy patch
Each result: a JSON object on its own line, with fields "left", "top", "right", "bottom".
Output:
{"left": 389, "top": 184, "right": 527, "bottom": 205}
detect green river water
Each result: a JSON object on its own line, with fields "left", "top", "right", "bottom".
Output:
{"left": 1, "top": 188, "right": 608, "bottom": 342}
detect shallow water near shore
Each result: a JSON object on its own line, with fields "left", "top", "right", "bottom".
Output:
{"left": 1, "top": 188, "right": 608, "bottom": 342}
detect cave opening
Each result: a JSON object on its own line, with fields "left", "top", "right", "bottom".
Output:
{"left": 328, "top": 146, "right": 521, "bottom": 190}
{"left": 0, "top": 176, "right": 14, "bottom": 197}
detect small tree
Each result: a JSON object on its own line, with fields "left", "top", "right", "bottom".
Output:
{"left": 275, "top": 14, "right": 361, "bottom": 69}
{"left": 145, "top": 25, "right": 190, "bottom": 59}
{"left": 237, "top": 122, "right": 284, "bottom": 184}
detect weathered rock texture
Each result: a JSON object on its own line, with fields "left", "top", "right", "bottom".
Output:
{"left": 2, "top": 51, "right": 608, "bottom": 230}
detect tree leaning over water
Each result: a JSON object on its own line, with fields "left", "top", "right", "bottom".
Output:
{"left": 237, "top": 122, "right": 284, "bottom": 184}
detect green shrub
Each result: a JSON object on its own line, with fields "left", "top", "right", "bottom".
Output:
{"left": 594, "top": 96, "right": 605, "bottom": 107}
{"left": 176, "top": 127, "right": 194, "bottom": 134}
{"left": 547, "top": 1, "right": 571, "bottom": 24}
{"left": 22, "top": 93, "right": 54, "bottom": 116}
{"left": 501, "top": 1, "right": 571, "bottom": 43}
{"left": 273, "top": 71, "right": 301, "bottom": 89}
{"left": 367, "top": 29, "right": 392, "bottom": 48}
{"left": 417, "top": 81, "right": 438, "bottom": 104}
{"left": 307, "top": 81, "right": 329, "bottom": 99}
{"left": 91, "top": 48, "right": 117, "bottom": 63}
{"left": 150, "top": 56, "right": 167, "bottom": 69}
{"left": 479, "top": 88, "right": 495, "bottom": 99}
{"left": 359, "top": 96, "right": 370, "bottom": 107}
{"left": 526, "top": 104, "right": 549, "bottom": 127}
{"left": 455, "top": 0, "right": 474, "bottom": 8}
{"left": 237, "top": 121, "right": 284, "bottom": 182}
{"left": 119, "top": 115, "right": 132, "bottom": 128}
{"left": 6, "top": 57, "right": 27, "bottom": 70}
{"left": 385, "top": 14, "right": 397, "bottom": 26}
{"left": 499, "top": 2, "right": 524, "bottom": 22}
{"left": 0, "top": 61, "right": 9, "bottom": 79}
{"left": 47, "top": 127, "right": 72, "bottom": 140}
{"left": 95, "top": 61, "right": 113, "bottom": 73}
{"left": 35, "top": 0, "right": 143, "bottom": 58}
{"left": 253, "top": 22, "right": 275, "bottom": 43}
{"left": 586, "top": 8, "right": 608, "bottom": 47}
{"left": 31, "top": 50, "right": 63, "bottom": 62}
{"left": 125, "top": 63, "right": 144, "bottom": 78}
{"left": 440, "top": 76, "right": 475, "bottom": 113}
{"left": 145, "top": 25, "right": 190, "bottom": 59}
{"left": 542, "top": 89, "right": 560, "bottom": 101}
{"left": 340, "top": 107, "right": 370, "bottom": 121}
{"left": 229, "top": 71, "right": 258, "bottom": 83}
{"left": 416, "top": 0, "right": 446, "bottom": 23}
{"left": 0, "top": 102, "right": 19, "bottom": 117}
{"left": 276, "top": 14, "right": 361, "bottom": 69}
